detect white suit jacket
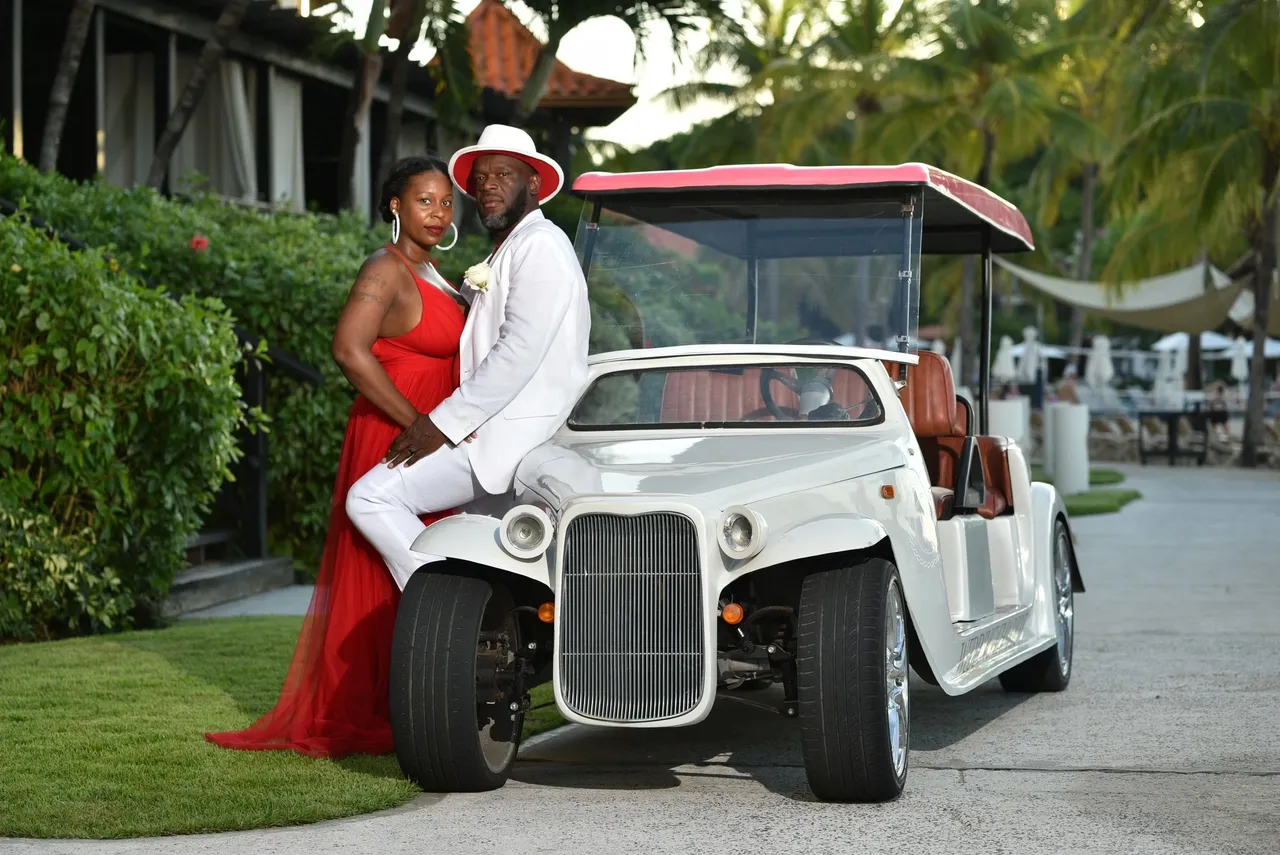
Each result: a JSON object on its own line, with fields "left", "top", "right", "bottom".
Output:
{"left": 430, "top": 209, "right": 591, "bottom": 494}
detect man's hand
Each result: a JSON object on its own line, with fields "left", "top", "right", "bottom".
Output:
{"left": 385, "top": 414, "right": 451, "bottom": 468}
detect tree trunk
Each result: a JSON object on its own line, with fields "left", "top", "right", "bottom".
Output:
{"left": 338, "top": 0, "right": 390, "bottom": 212}
{"left": 1067, "top": 162, "right": 1097, "bottom": 372}
{"left": 39, "top": 0, "right": 98, "bottom": 172}
{"left": 376, "top": 2, "right": 427, "bottom": 192}
{"left": 509, "top": 33, "right": 564, "bottom": 129}
{"left": 145, "top": 0, "right": 253, "bottom": 189}
{"left": 1240, "top": 183, "right": 1278, "bottom": 468}
{"left": 338, "top": 51, "right": 384, "bottom": 211}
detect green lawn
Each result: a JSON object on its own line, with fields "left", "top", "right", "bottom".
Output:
{"left": 1030, "top": 466, "right": 1125, "bottom": 486}
{"left": 1062, "top": 488, "right": 1143, "bottom": 516}
{"left": 1029, "top": 467, "right": 1141, "bottom": 516}
{"left": 0, "top": 616, "right": 561, "bottom": 839}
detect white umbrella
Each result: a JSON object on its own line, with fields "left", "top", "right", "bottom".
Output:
{"left": 992, "top": 335, "right": 1017, "bottom": 384}
{"left": 1016, "top": 326, "right": 1042, "bottom": 383}
{"left": 1230, "top": 336, "right": 1250, "bottom": 383}
{"left": 1151, "top": 330, "right": 1233, "bottom": 351}
{"left": 1084, "top": 334, "right": 1115, "bottom": 387}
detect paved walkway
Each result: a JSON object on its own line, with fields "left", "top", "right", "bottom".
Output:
{"left": 6, "top": 463, "right": 1279, "bottom": 854}
{"left": 180, "top": 584, "right": 313, "bottom": 619}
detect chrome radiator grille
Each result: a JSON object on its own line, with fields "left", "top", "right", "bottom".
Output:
{"left": 558, "top": 511, "right": 705, "bottom": 722}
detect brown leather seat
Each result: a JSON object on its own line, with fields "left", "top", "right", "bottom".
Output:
{"left": 659, "top": 368, "right": 871, "bottom": 423}
{"left": 888, "top": 353, "right": 1011, "bottom": 520}
{"left": 886, "top": 352, "right": 965, "bottom": 488}
{"left": 974, "top": 436, "right": 1012, "bottom": 519}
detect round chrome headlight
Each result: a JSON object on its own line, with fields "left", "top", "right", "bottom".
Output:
{"left": 499, "top": 505, "right": 554, "bottom": 559}
{"left": 719, "top": 506, "right": 766, "bottom": 560}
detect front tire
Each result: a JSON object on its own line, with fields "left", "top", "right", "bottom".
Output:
{"left": 390, "top": 571, "right": 523, "bottom": 792}
{"left": 797, "top": 558, "right": 909, "bottom": 803}
{"left": 999, "top": 517, "right": 1074, "bottom": 692}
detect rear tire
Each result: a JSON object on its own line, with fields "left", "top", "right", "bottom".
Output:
{"left": 797, "top": 558, "right": 909, "bottom": 802}
{"left": 999, "top": 517, "right": 1074, "bottom": 692}
{"left": 390, "top": 571, "right": 523, "bottom": 792}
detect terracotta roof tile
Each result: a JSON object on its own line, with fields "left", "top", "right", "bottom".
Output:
{"left": 459, "top": 0, "right": 637, "bottom": 108}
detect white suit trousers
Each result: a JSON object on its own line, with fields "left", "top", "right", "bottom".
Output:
{"left": 345, "top": 443, "right": 480, "bottom": 589}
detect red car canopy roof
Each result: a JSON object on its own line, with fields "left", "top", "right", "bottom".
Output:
{"left": 572, "top": 163, "right": 1035, "bottom": 255}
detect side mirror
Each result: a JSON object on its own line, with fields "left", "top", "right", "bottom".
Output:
{"left": 953, "top": 436, "right": 987, "bottom": 513}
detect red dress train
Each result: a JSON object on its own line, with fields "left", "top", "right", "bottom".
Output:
{"left": 206, "top": 247, "right": 465, "bottom": 758}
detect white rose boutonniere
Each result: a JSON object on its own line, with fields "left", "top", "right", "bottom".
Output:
{"left": 464, "top": 261, "right": 492, "bottom": 294}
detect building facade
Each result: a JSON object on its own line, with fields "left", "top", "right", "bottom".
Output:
{"left": 1, "top": 0, "right": 636, "bottom": 215}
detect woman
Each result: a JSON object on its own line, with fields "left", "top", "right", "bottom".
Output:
{"left": 206, "top": 156, "right": 467, "bottom": 758}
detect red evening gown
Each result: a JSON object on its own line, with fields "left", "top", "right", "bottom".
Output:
{"left": 206, "top": 246, "right": 466, "bottom": 758}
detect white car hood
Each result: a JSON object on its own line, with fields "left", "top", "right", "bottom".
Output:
{"left": 515, "top": 431, "right": 908, "bottom": 509}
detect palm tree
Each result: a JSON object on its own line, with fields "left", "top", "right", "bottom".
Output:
{"left": 39, "top": 0, "right": 97, "bottom": 172}
{"left": 508, "top": 0, "right": 727, "bottom": 129}
{"left": 1106, "top": 0, "right": 1280, "bottom": 468}
{"left": 766, "top": 0, "right": 932, "bottom": 163}
{"left": 654, "top": 0, "right": 827, "bottom": 164}
{"left": 1025, "top": 0, "right": 1185, "bottom": 370}
{"left": 335, "top": 0, "right": 390, "bottom": 211}
{"left": 870, "top": 0, "right": 1067, "bottom": 383}
{"left": 146, "top": 0, "right": 254, "bottom": 190}
{"left": 375, "top": 0, "right": 477, "bottom": 191}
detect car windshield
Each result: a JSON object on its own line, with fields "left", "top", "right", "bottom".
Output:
{"left": 575, "top": 193, "right": 922, "bottom": 358}
{"left": 569, "top": 362, "right": 884, "bottom": 430}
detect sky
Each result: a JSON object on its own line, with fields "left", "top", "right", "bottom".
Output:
{"left": 313, "top": 0, "right": 748, "bottom": 150}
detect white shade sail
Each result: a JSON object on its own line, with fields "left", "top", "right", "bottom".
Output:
{"left": 995, "top": 257, "right": 1244, "bottom": 333}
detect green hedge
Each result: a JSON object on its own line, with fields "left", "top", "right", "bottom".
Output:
{"left": 0, "top": 154, "right": 498, "bottom": 572}
{"left": 0, "top": 214, "right": 243, "bottom": 640}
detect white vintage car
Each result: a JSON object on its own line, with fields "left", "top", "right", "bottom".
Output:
{"left": 389, "top": 163, "right": 1083, "bottom": 803}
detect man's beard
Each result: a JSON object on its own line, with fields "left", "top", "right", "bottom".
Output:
{"left": 480, "top": 194, "right": 530, "bottom": 233}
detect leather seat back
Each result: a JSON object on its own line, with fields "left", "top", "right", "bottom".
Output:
{"left": 659, "top": 367, "right": 871, "bottom": 423}
{"left": 884, "top": 352, "right": 965, "bottom": 487}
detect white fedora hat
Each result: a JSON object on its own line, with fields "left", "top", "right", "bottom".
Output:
{"left": 448, "top": 124, "right": 564, "bottom": 205}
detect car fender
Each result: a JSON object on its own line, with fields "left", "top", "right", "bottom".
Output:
{"left": 1030, "top": 481, "right": 1083, "bottom": 594}
{"left": 728, "top": 515, "right": 889, "bottom": 580}
{"left": 410, "top": 514, "right": 554, "bottom": 590}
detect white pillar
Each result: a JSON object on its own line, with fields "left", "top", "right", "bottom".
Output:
{"left": 1049, "top": 402, "right": 1090, "bottom": 496}
{"left": 989, "top": 395, "right": 1030, "bottom": 452}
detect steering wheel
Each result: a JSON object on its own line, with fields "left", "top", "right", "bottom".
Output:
{"left": 758, "top": 338, "right": 841, "bottom": 420}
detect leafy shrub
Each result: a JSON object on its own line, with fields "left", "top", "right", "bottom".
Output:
{"left": 0, "top": 153, "right": 646, "bottom": 572}
{"left": 0, "top": 155, "right": 491, "bottom": 568}
{"left": 0, "top": 214, "right": 243, "bottom": 639}
{"left": 0, "top": 496, "right": 128, "bottom": 641}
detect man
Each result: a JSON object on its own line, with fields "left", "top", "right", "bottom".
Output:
{"left": 345, "top": 124, "right": 591, "bottom": 589}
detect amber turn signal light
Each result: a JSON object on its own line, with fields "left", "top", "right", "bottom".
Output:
{"left": 721, "top": 603, "right": 744, "bottom": 625}
{"left": 538, "top": 602, "right": 555, "bottom": 623}
{"left": 880, "top": 485, "right": 895, "bottom": 499}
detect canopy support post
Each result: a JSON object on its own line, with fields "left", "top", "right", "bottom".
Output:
{"left": 578, "top": 201, "right": 602, "bottom": 278}
{"left": 978, "top": 226, "right": 994, "bottom": 435}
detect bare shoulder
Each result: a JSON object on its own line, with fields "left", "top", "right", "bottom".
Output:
{"left": 348, "top": 250, "right": 409, "bottom": 307}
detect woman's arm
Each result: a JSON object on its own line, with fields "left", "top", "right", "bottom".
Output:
{"left": 331, "top": 255, "right": 420, "bottom": 429}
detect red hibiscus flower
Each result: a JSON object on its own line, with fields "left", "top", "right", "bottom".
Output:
{"left": 189, "top": 234, "right": 210, "bottom": 252}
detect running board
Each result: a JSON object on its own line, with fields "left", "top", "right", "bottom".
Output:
{"left": 940, "top": 604, "right": 1052, "bottom": 692}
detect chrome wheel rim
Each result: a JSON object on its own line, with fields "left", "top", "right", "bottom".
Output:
{"left": 1053, "top": 524, "right": 1074, "bottom": 678}
{"left": 479, "top": 718, "right": 518, "bottom": 773}
{"left": 885, "top": 578, "right": 909, "bottom": 778}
